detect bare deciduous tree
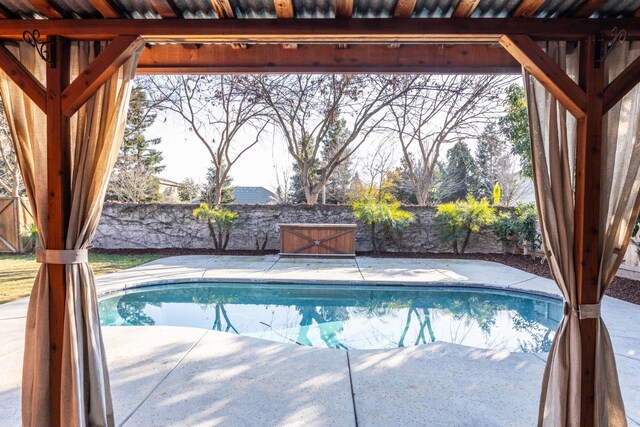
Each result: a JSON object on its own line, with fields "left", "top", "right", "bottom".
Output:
{"left": 272, "top": 164, "right": 294, "bottom": 204}
{"left": 385, "top": 75, "right": 513, "bottom": 205}
{"left": 358, "top": 139, "right": 398, "bottom": 199}
{"left": 493, "top": 154, "right": 528, "bottom": 207}
{"left": 254, "top": 74, "right": 417, "bottom": 205}
{"left": 0, "top": 100, "right": 22, "bottom": 197}
{"left": 148, "top": 75, "right": 267, "bottom": 206}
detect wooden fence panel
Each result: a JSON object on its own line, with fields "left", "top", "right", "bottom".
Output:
{"left": 0, "top": 197, "right": 33, "bottom": 253}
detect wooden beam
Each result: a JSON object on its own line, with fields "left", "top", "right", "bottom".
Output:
{"left": 603, "top": 54, "right": 640, "bottom": 113}
{"left": 149, "top": 0, "right": 180, "bottom": 18}
{"left": 274, "top": 0, "right": 294, "bottom": 18}
{"left": 335, "top": 0, "right": 353, "bottom": 18}
{"left": 274, "top": 0, "right": 295, "bottom": 48}
{"left": 46, "top": 35, "right": 71, "bottom": 427}
{"left": 500, "top": 34, "right": 587, "bottom": 118}
{"left": 571, "top": 0, "right": 607, "bottom": 18}
{"left": 0, "top": 44, "right": 46, "bottom": 111}
{"left": 87, "top": 0, "right": 121, "bottom": 19}
{"left": 210, "top": 0, "right": 234, "bottom": 19}
{"left": 574, "top": 34, "right": 604, "bottom": 427}
{"left": 61, "top": 35, "right": 143, "bottom": 117}
{"left": 510, "top": 0, "right": 544, "bottom": 17}
{"left": 137, "top": 42, "right": 521, "bottom": 74}
{"left": 452, "top": 0, "right": 480, "bottom": 17}
{"left": 28, "top": 0, "right": 65, "bottom": 18}
{"left": 393, "top": 0, "right": 417, "bottom": 18}
{"left": 0, "top": 19, "right": 639, "bottom": 42}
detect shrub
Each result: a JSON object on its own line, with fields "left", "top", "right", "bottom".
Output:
{"left": 435, "top": 196, "right": 495, "bottom": 254}
{"left": 352, "top": 196, "right": 414, "bottom": 253}
{"left": 492, "top": 212, "right": 519, "bottom": 253}
{"left": 514, "top": 202, "right": 541, "bottom": 257}
{"left": 20, "top": 224, "right": 39, "bottom": 252}
{"left": 193, "top": 203, "right": 239, "bottom": 250}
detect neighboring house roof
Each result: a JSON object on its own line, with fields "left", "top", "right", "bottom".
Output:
{"left": 157, "top": 177, "right": 182, "bottom": 188}
{"left": 232, "top": 187, "right": 275, "bottom": 205}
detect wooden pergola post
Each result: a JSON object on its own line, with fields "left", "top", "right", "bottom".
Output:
{"left": 575, "top": 33, "right": 605, "bottom": 427}
{"left": 46, "top": 35, "right": 71, "bottom": 427}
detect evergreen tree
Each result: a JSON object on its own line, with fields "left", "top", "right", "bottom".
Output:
{"left": 392, "top": 156, "right": 419, "bottom": 205}
{"left": 289, "top": 118, "right": 353, "bottom": 204}
{"left": 321, "top": 118, "right": 353, "bottom": 204}
{"left": 475, "top": 122, "right": 508, "bottom": 200}
{"left": 440, "top": 140, "right": 480, "bottom": 202}
{"left": 201, "top": 163, "right": 235, "bottom": 205}
{"left": 499, "top": 84, "right": 532, "bottom": 178}
{"left": 178, "top": 178, "right": 200, "bottom": 202}
{"left": 107, "top": 86, "right": 164, "bottom": 203}
{"left": 289, "top": 161, "right": 316, "bottom": 204}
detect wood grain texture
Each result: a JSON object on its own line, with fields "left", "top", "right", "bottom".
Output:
{"left": 274, "top": 0, "right": 294, "bottom": 18}
{"left": 62, "top": 35, "right": 143, "bottom": 117}
{"left": 137, "top": 42, "right": 521, "bottom": 74}
{"left": 452, "top": 0, "right": 480, "bottom": 17}
{"left": 574, "top": 34, "right": 604, "bottom": 427}
{"left": 0, "top": 44, "right": 46, "bottom": 112}
{"left": 510, "top": 0, "right": 544, "bottom": 17}
{"left": 335, "top": 0, "right": 353, "bottom": 18}
{"left": 0, "top": 18, "right": 639, "bottom": 42}
{"left": 28, "top": 0, "right": 65, "bottom": 18}
{"left": 280, "top": 224, "right": 356, "bottom": 256}
{"left": 149, "top": 0, "right": 180, "bottom": 18}
{"left": 87, "top": 0, "right": 121, "bottom": 18}
{"left": 500, "top": 34, "right": 587, "bottom": 118}
{"left": 46, "top": 35, "right": 71, "bottom": 427}
{"left": 603, "top": 53, "right": 640, "bottom": 113}
{"left": 393, "top": 0, "right": 417, "bottom": 18}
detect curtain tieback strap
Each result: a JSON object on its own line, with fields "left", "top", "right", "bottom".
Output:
{"left": 578, "top": 303, "right": 601, "bottom": 319}
{"left": 564, "top": 302, "right": 601, "bottom": 319}
{"left": 36, "top": 249, "right": 88, "bottom": 265}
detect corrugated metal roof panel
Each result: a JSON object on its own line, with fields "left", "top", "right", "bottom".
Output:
{"left": 171, "top": 0, "right": 217, "bottom": 19}
{"left": 475, "top": 0, "right": 521, "bottom": 18}
{"left": 413, "top": 0, "right": 457, "bottom": 18}
{"left": 0, "top": 0, "right": 638, "bottom": 20}
{"left": 353, "top": 0, "right": 395, "bottom": 18}
{"left": 293, "top": 0, "right": 333, "bottom": 18}
{"left": 597, "top": 0, "right": 640, "bottom": 18}
{"left": 535, "top": 0, "right": 576, "bottom": 18}
{"left": 233, "top": 0, "right": 277, "bottom": 18}
{"left": 115, "top": 0, "right": 159, "bottom": 19}
{"left": 48, "top": 0, "right": 100, "bottom": 18}
{"left": 0, "top": 0, "right": 43, "bottom": 18}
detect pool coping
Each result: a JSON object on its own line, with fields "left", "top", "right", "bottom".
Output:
{"left": 97, "top": 277, "right": 564, "bottom": 302}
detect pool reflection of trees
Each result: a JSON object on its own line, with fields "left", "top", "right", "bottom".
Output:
{"left": 108, "top": 286, "right": 561, "bottom": 352}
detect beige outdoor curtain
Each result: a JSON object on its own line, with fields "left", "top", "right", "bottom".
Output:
{"left": 525, "top": 41, "right": 640, "bottom": 426}
{"left": 0, "top": 42, "right": 141, "bottom": 426}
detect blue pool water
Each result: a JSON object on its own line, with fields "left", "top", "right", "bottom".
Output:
{"left": 98, "top": 283, "right": 562, "bottom": 352}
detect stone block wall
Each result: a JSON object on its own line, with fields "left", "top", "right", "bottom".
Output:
{"left": 93, "top": 203, "right": 504, "bottom": 254}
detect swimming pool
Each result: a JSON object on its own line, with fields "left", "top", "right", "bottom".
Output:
{"left": 98, "top": 282, "right": 562, "bottom": 353}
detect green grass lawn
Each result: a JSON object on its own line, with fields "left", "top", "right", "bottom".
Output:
{"left": 0, "top": 253, "right": 164, "bottom": 304}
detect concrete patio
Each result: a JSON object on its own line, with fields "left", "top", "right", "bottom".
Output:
{"left": 1, "top": 255, "right": 639, "bottom": 426}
